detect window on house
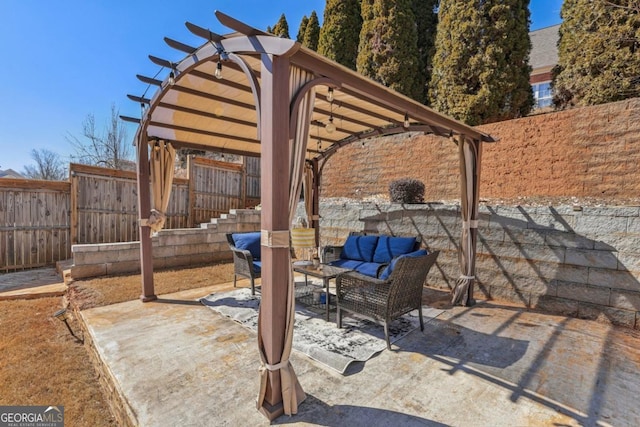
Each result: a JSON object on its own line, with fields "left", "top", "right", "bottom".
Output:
{"left": 532, "top": 82, "right": 553, "bottom": 109}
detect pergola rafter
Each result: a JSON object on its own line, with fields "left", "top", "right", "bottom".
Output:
{"left": 126, "top": 10, "right": 494, "bottom": 422}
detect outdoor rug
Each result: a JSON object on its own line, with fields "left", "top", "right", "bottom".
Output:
{"left": 200, "top": 288, "right": 444, "bottom": 374}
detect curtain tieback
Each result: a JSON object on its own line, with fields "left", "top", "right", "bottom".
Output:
{"left": 462, "top": 220, "right": 478, "bottom": 229}
{"left": 263, "top": 359, "right": 289, "bottom": 371}
{"left": 261, "top": 230, "right": 290, "bottom": 248}
{"left": 460, "top": 275, "right": 475, "bottom": 280}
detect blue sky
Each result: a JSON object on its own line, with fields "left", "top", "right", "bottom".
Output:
{"left": 0, "top": 0, "right": 563, "bottom": 173}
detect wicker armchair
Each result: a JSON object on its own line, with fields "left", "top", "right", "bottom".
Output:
{"left": 336, "top": 251, "right": 439, "bottom": 350}
{"left": 226, "top": 233, "right": 261, "bottom": 295}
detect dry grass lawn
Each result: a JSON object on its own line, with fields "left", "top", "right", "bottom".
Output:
{"left": 67, "top": 262, "right": 235, "bottom": 310}
{"left": 0, "top": 262, "right": 236, "bottom": 426}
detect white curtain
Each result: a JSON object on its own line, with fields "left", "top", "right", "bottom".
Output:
{"left": 302, "top": 163, "right": 314, "bottom": 226}
{"left": 256, "top": 66, "right": 315, "bottom": 415}
{"left": 451, "top": 136, "right": 482, "bottom": 306}
{"left": 149, "top": 140, "right": 176, "bottom": 234}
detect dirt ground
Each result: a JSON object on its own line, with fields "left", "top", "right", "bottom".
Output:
{"left": 0, "top": 262, "right": 236, "bottom": 426}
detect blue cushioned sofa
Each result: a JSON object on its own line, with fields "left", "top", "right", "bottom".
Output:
{"left": 323, "top": 233, "right": 424, "bottom": 279}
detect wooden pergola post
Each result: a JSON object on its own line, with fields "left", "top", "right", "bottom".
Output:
{"left": 257, "top": 53, "right": 292, "bottom": 420}
{"left": 136, "top": 136, "right": 156, "bottom": 302}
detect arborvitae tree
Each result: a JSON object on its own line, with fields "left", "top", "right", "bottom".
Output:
{"left": 318, "top": 0, "right": 362, "bottom": 69}
{"left": 356, "top": 0, "right": 421, "bottom": 100}
{"left": 553, "top": 0, "right": 640, "bottom": 108}
{"left": 303, "top": 11, "right": 321, "bottom": 50}
{"left": 429, "top": 0, "right": 533, "bottom": 125}
{"left": 271, "top": 14, "right": 290, "bottom": 38}
{"left": 411, "top": 0, "right": 438, "bottom": 103}
{"left": 296, "top": 16, "right": 309, "bottom": 43}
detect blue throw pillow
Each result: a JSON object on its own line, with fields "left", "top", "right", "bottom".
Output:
{"left": 373, "top": 236, "right": 417, "bottom": 263}
{"left": 232, "top": 232, "right": 261, "bottom": 260}
{"left": 340, "top": 235, "right": 379, "bottom": 262}
{"left": 379, "top": 249, "right": 428, "bottom": 280}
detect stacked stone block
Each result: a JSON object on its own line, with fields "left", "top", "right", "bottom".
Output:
{"left": 69, "top": 209, "right": 260, "bottom": 279}
{"left": 319, "top": 199, "right": 640, "bottom": 330}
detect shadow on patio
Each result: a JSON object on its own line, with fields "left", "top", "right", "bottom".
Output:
{"left": 78, "top": 279, "right": 640, "bottom": 426}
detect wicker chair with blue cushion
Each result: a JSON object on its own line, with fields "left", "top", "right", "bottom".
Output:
{"left": 336, "top": 250, "right": 439, "bottom": 350}
{"left": 226, "top": 232, "right": 261, "bottom": 295}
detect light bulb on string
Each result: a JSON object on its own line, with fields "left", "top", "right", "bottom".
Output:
{"left": 168, "top": 71, "right": 175, "bottom": 86}
{"left": 214, "top": 61, "right": 223, "bottom": 79}
{"left": 403, "top": 113, "right": 410, "bottom": 128}
{"left": 327, "top": 87, "right": 334, "bottom": 103}
{"left": 326, "top": 117, "right": 336, "bottom": 133}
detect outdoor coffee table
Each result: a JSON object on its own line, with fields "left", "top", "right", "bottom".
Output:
{"left": 293, "top": 264, "right": 351, "bottom": 321}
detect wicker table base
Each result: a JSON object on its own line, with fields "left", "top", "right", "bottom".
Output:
{"left": 293, "top": 264, "right": 351, "bottom": 321}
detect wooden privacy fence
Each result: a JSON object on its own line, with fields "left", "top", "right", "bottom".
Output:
{"left": 70, "top": 164, "right": 190, "bottom": 244}
{"left": 0, "top": 179, "right": 71, "bottom": 271}
{"left": 0, "top": 157, "right": 261, "bottom": 271}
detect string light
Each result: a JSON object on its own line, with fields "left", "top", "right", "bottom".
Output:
{"left": 327, "top": 87, "right": 334, "bottom": 103}
{"left": 326, "top": 98, "right": 336, "bottom": 133}
{"left": 326, "top": 117, "right": 336, "bottom": 133}
{"left": 403, "top": 113, "right": 410, "bottom": 128}
{"left": 168, "top": 70, "right": 175, "bottom": 86}
{"left": 214, "top": 61, "right": 223, "bottom": 79}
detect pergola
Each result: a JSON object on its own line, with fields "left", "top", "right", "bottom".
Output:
{"left": 123, "top": 11, "right": 494, "bottom": 420}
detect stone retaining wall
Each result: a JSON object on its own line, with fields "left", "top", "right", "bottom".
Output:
{"left": 69, "top": 209, "right": 260, "bottom": 279}
{"left": 320, "top": 98, "right": 640, "bottom": 201}
{"left": 318, "top": 199, "right": 640, "bottom": 330}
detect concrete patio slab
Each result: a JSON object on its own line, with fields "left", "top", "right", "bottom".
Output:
{"left": 80, "top": 283, "right": 640, "bottom": 426}
{"left": 0, "top": 267, "right": 66, "bottom": 300}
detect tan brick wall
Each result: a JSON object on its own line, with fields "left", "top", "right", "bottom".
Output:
{"left": 321, "top": 98, "right": 640, "bottom": 201}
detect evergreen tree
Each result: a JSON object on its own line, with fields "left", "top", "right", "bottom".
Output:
{"left": 553, "top": 0, "right": 640, "bottom": 108}
{"left": 356, "top": 0, "right": 421, "bottom": 100}
{"left": 303, "top": 11, "right": 321, "bottom": 50}
{"left": 271, "top": 14, "right": 290, "bottom": 38}
{"left": 318, "top": 0, "right": 362, "bottom": 70}
{"left": 296, "top": 16, "right": 309, "bottom": 43}
{"left": 411, "top": 0, "right": 438, "bottom": 103}
{"left": 429, "top": 0, "right": 533, "bottom": 125}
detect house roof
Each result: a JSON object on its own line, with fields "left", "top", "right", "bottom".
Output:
{"left": 530, "top": 24, "right": 560, "bottom": 71}
{"left": 0, "top": 169, "right": 24, "bottom": 179}
{"left": 123, "top": 11, "right": 494, "bottom": 162}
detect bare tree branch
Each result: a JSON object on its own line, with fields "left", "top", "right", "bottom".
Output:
{"left": 22, "top": 149, "right": 66, "bottom": 180}
{"left": 67, "top": 103, "right": 133, "bottom": 170}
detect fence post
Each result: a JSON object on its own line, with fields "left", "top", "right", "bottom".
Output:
{"left": 187, "top": 155, "right": 195, "bottom": 228}
{"left": 70, "top": 167, "right": 78, "bottom": 245}
{"left": 241, "top": 156, "right": 247, "bottom": 208}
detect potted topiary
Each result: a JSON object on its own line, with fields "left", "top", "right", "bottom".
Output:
{"left": 388, "top": 178, "right": 425, "bottom": 204}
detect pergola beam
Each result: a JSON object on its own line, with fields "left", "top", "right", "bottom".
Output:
{"left": 137, "top": 74, "right": 163, "bottom": 87}
{"left": 164, "top": 37, "right": 197, "bottom": 54}
{"left": 293, "top": 51, "right": 494, "bottom": 142}
{"left": 170, "top": 85, "right": 256, "bottom": 111}
{"left": 157, "top": 102, "right": 257, "bottom": 129}
{"left": 157, "top": 139, "right": 260, "bottom": 157}
{"left": 148, "top": 121, "right": 259, "bottom": 145}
